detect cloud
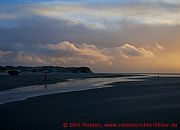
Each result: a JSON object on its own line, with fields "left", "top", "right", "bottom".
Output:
{"left": 154, "top": 43, "right": 164, "bottom": 50}
{"left": 4, "top": 41, "right": 113, "bottom": 66}
{"left": 0, "top": 40, "right": 164, "bottom": 72}
{"left": 0, "top": 50, "right": 12, "bottom": 59}
{"left": 16, "top": 52, "right": 47, "bottom": 65}
{"left": 25, "top": 0, "right": 180, "bottom": 26}
{"left": 2, "top": 0, "right": 180, "bottom": 30}
{"left": 46, "top": 41, "right": 113, "bottom": 65}
{"left": 0, "top": 13, "right": 16, "bottom": 20}
{"left": 31, "top": 9, "right": 106, "bottom": 29}
{"left": 13, "top": 41, "right": 160, "bottom": 65}
{"left": 116, "top": 44, "right": 154, "bottom": 58}
{"left": 1, "top": 1, "right": 180, "bottom": 50}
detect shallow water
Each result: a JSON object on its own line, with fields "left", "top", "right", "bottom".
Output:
{"left": 151, "top": 74, "right": 180, "bottom": 77}
{"left": 1, "top": 74, "right": 180, "bottom": 105}
{"left": 0, "top": 75, "right": 147, "bottom": 104}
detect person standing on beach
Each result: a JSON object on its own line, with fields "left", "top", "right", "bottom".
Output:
{"left": 158, "top": 73, "right": 160, "bottom": 78}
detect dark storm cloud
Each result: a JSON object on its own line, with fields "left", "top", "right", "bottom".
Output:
{"left": 0, "top": 14, "right": 122, "bottom": 52}
{"left": 0, "top": 15, "right": 96, "bottom": 49}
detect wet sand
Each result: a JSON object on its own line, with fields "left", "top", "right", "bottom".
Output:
{"left": 0, "top": 76, "right": 142, "bottom": 104}
{"left": 0, "top": 76, "right": 180, "bottom": 129}
{"left": 0, "top": 73, "right": 128, "bottom": 91}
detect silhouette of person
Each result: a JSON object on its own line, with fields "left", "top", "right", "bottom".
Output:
{"left": 158, "top": 73, "right": 160, "bottom": 78}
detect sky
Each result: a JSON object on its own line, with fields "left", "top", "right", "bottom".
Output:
{"left": 0, "top": 0, "right": 180, "bottom": 73}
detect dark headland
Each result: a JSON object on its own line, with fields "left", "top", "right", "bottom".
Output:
{"left": 0, "top": 66, "right": 93, "bottom": 74}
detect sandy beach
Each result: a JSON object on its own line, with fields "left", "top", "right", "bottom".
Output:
{"left": 0, "top": 75, "right": 180, "bottom": 129}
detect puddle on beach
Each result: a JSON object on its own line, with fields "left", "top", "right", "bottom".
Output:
{"left": 0, "top": 75, "right": 148, "bottom": 104}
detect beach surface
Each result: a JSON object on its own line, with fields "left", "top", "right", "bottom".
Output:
{"left": 0, "top": 75, "right": 180, "bottom": 129}
{"left": 0, "top": 73, "right": 133, "bottom": 91}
